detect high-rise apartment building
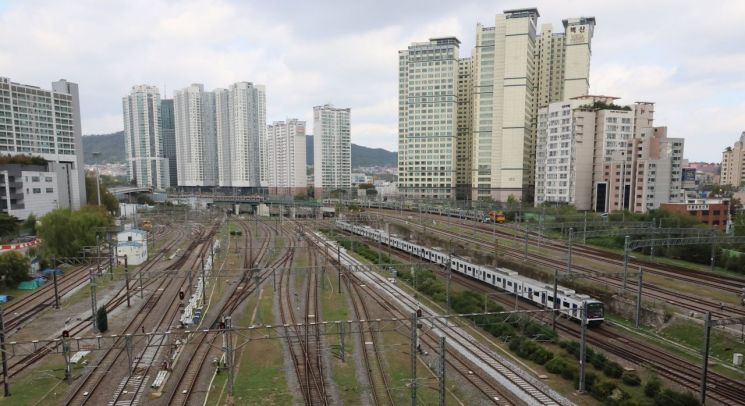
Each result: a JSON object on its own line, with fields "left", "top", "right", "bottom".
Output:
{"left": 313, "top": 104, "right": 351, "bottom": 194}
{"left": 174, "top": 84, "right": 218, "bottom": 187}
{"left": 456, "top": 57, "right": 473, "bottom": 200}
{"left": 720, "top": 132, "right": 745, "bottom": 187}
{"left": 397, "top": 37, "right": 460, "bottom": 200}
{"left": 122, "top": 85, "right": 170, "bottom": 190}
{"left": 469, "top": 9, "right": 595, "bottom": 202}
{"left": 160, "top": 99, "right": 177, "bottom": 187}
{"left": 0, "top": 77, "right": 86, "bottom": 210}
{"left": 534, "top": 96, "right": 684, "bottom": 213}
{"left": 215, "top": 83, "right": 266, "bottom": 187}
{"left": 267, "top": 119, "right": 307, "bottom": 194}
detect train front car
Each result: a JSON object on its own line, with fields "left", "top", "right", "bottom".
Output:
{"left": 585, "top": 300, "right": 604, "bottom": 326}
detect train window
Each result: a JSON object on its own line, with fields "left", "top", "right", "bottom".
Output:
{"left": 533, "top": 292, "right": 539, "bottom": 297}
{"left": 548, "top": 296, "right": 554, "bottom": 302}
{"left": 507, "top": 282, "right": 512, "bottom": 286}
{"left": 497, "top": 278, "right": 501, "bottom": 282}
{"left": 563, "top": 302, "right": 569, "bottom": 308}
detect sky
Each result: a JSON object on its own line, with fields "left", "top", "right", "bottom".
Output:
{"left": 1, "top": 0, "right": 744, "bottom": 162}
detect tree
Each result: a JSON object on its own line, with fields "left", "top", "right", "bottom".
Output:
{"left": 96, "top": 306, "right": 108, "bottom": 332}
{"left": 37, "top": 206, "right": 113, "bottom": 258}
{"left": 0, "top": 213, "right": 20, "bottom": 241}
{"left": 23, "top": 213, "right": 37, "bottom": 235}
{"left": 0, "top": 251, "right": 30, "bottom": 288}
{"left": 85, "top": 174, "right": 119, "bottom": 214}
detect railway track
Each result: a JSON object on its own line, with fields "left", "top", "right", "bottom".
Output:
{"left": 304, "top": 228, "right": 558, "bottom": 405}
{"left": 359, "top": 224, "right": 745, "bottom": 406}
{"left": 2, "top": 226, "right": 192, "bottom": 382}
{"left": 164, "top": 218, "right": 279, "bottom": 405}
{"left": 365, "top": 212, "right": 745, "bottom": 319}
{"left": 64, "top": 224, "right": 217, "bottom": 405}
{"left": 278, "top": 226, "right": 329, "bottom": 405}
{"left": 371, "top": 209, "right": 745, "bottom": 294}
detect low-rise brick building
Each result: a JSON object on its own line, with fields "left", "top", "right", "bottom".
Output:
{"left": 660, "top": 198, "right": 730, "bottom": 231}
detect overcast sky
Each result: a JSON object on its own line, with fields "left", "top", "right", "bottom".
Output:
{"left": 1, "top": 0, "right": 743, "bottom": 162}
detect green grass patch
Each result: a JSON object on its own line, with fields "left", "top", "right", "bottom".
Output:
{"left": 0, "top": 354, "right": 80, "bottom": 405}
{"left": 661, "top": 319, "right": 745, "bottom": 373}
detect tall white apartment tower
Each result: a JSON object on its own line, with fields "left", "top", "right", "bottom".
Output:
{"left": 397, "top": 37, "right": 460, "bottom": 200}
{"left": 0, "top": 77, "right": 87, "bottom": 209}
{"left": 174, "top": 84, "right": 218, "bottom": 187}
{"left": 471, "top": 9, "right": 539, "bottom": 202}
{"left": 122, "top": 85, "right": 170, "bottom": 190}
{"left": 215, "top": 82, "right": 266, "bottom": 187}
{"left": 471, "top": 10, "right": 595, "bottom": 202}
{"left": 267, "top": 119, "right": 307, "bottom": 194}
{"left": 313, "top": 105, "right": 351, "bottom": 194}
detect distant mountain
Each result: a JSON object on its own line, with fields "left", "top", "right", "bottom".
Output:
{"left": 82, "top": 131, "right": 126, "bottom": 164}
{"left": 83, "top": 131, "right": 398, "bottom": 168}
{"left": 306, "top": 135, "right": 397, "bottom": 168}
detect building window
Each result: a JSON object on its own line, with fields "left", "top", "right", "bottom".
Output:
{"left": 32, "top": 188, "right": 41, "bottom": 194}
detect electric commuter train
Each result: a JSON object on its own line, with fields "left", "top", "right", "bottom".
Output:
{"left": 337, "top": 221, "right": 604, "bottom": 325}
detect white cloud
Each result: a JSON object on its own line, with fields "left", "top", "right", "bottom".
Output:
{"left": 1, "top": 0, "right": 743, "bottom": 160}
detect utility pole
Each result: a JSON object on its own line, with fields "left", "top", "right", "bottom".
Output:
{"left": 339, "top": 321, "right": 346, "bottom": 362}
{"left": 710, "top": 242, "right": 717, "bottom": 272}
{"left": 62, "top": 334, "right": 72, "bottom": 383}
{"left": 438, "top": 336, "right": 446, "bottom": 406}
{"left": 622, "top": 235, "right": 630, "bottom": 293}
{"left": 567, "top": 228, "right": 574, "bottom": 274}
{"left": 52, "top": 256, "right": 59, "bottom": 309}
{"left": 89, "top": 268, "right": 97, "bottom": 332}
{"left": 524, "top": 223, "right": 529, "bottom": 261}
{"left": 337, "top": 244, "right": 342, "bottom": 294}
{"left": 410, "top": 312, "right": 417, "bottom": 406}
{"left": 552, "top": 269, "right": 559, "bottom": 333}
{"left": 447, "top": 240, "right": 452, "bottom": 314}
{"left": 225, "top": 316, "right": 235, "bottom": 400}
{"left": 124, "top": 256, "right": 130, "bottom": 308}
{"left": 201, "top": 255, "right": 207, "bottom": 306}
{"left": 635, "top": 268, "right": 644, "bottom": 328}
{"left": 0, "top": 308, "right": 10, "bottom": 397}
{"left": 579, "top": 302, "right": 588, "bottom": 393}
{"left": 583, "top": 211, "right": 587, "bottom": 244}
{"left": 700, "top": 312, "right": 711, "bottom": 405}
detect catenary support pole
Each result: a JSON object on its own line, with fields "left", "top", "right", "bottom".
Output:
{"left": 524, "top": 223, "right": 529, "bottom": 261}
{"left": 438, "top": 336, "right": 446, "bottom": 406}
{"left": 700, "top": 311, "right": 711, "bottom": 405}
{"left": 124, "top": 256, "right": 130, "bottom": 308}
{"left": 339, "top": 321, "right": 346, "bottom": 362}
{"left": 0, "top": 308, "right": 10, "bottom": 397}
{"left": 52, "top": 256, "right": 59, "bottom": 309}
{"left": 552, "top": 268, "right": 559, "bottom": 333}
{"left": 623, "top": 235, "right": 630, "bottom": 293}
{"left": 635, "top": 268, "right": 643, "bottom": 329}
{"left": 410, "top": 312, "right": 417, "bottom": 406}
{"left": 337, "top": 244, "right": 342, "bottom": 294}
{"left": 579, "top": 302, "right": 588, "bottom": 393}
{"left": 201, "top": 255, "right": 207, "bottom": 306}
{"left": 567, "top": 228, "right": 574, "bottom": 274}
{"left": 89, "top": 268, "right": 97, "bottom": 332}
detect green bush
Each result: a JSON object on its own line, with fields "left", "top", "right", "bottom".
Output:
{"left": 603, "top": 361, "right": 624, "bottom": 379}
{"left": 528, "top": 347, "right": 554, "bottom": 365}
{"left": 591, "top": 352, "right": 608, "bottom": 370}
{"left": 96, "top": 306, "right": 108, "bottom": 332}
{"left": 590, "top": 379, "right": 618, "bottom": 400}
{"left": 644, "top": 377, "right": 661, "bottom": 398}
{"left": 621, "top": 371, "right": 641, "bottom": 386}
{"left": 561, "top": 363, "right": 578, "bottom": 381}
{"left": 654, "top": 389, "right": 699, "bottom": 406}
{"left": 545, "top": 357, "right": 568, "bottom": 375}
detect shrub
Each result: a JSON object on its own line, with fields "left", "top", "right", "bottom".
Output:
{"left": 561, "top": 363, "right": 578, "bottom": 381}
{"left": 590, "top": 379, "right": 618, "bottom": 400}
{"left": 621, "top": 371, "right": 641, "bottom": 386}
{"left": 654, "top": 389, "right": 699, "bottom": 406}
{"left": 528, "top": 347, "right": 554, "bottom": 365}
{"left": 509, "top": 336, "right": 525, "bottom": 352}
{"left": 545, "top": 357, "right": 567, "bottom": 375}
{"left": 591, "top": 352, "right": 608, "bottom": 370}
{"left": 96, "top": 306, "right": 108, "bottom": 332}
{"left": 603, "top": 361, "right": 624, "bottom": 379}
{"left": 644, "top": 377, "right": 661, "bottom": 398}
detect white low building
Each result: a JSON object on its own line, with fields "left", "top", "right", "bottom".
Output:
{"left": 117, "top": 229, "right": 148, "bottom": 265}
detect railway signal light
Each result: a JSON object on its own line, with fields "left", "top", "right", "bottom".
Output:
{"left": 62, "top": 330, "right": 69, "bottom": 338}
{"left": 219, "top": 321, "right": 226, "bottom": 330}
{"left": 416, "top": 309, "right": 422, "bottom": 318}
{"left": 179, "top": 291, "right": 185, "bottom": 300}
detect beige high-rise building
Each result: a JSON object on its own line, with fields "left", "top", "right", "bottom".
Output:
{"left": 720, "top": 132, "right": 745, "bottom": 187}
{"left": 397, "top": 37, "right": 460, "bottom": 200}
{"left": 471, "top": 9, "right": 595, "bottom": 202}
{"left": 456, "top": 57, "right": 473, "bottom": 200}
{"left": 535, "top": 96, "right": 684, "bottom": 213}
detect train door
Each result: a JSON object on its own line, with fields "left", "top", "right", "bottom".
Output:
{"left": 541, "top": 292, "right": 546, "bottom": 305}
